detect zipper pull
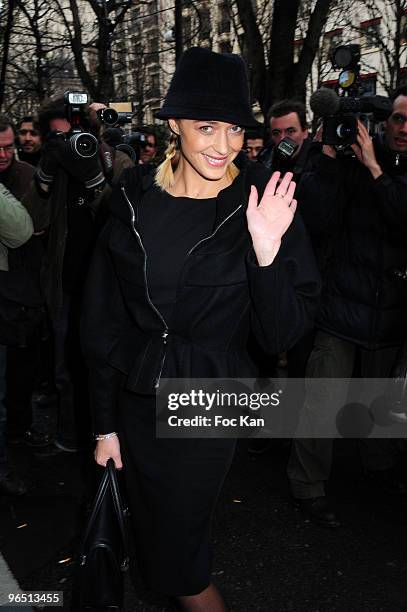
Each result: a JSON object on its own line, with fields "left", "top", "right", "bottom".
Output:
{"left": 396, "top": 154, "right": 400, "bottom": 167}
{"left": 155, "top": 331, "right": 169, "bottom": 389}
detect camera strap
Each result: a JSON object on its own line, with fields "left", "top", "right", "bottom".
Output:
{"left": 99, "top": 142, "right": 115, "bottom": 185}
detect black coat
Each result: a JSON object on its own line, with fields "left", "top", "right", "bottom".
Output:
{"left": 298, "top": 140, "right": 407, "bottom": 349}
{"left": 81, "top": 162, "right": 320, "bottom": 433}
{"left": 257, "top": 137, "right": 321, "bottom": 184}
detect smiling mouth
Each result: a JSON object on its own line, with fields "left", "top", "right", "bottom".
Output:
{"left": 202, "top": 154, "right": 229, "bottom": 167}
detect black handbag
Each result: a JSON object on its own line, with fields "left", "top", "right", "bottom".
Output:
{"left": 72, "top": 459, "right": 130, "bottom": 611}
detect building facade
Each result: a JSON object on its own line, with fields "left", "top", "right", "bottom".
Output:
{"left": 113, "top": 0, "right": 406, "bottom": 125}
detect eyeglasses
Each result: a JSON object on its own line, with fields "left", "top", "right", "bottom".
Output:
{"left": 18, "top": 129, "right": 40, "bottom": 136}
{"left": 0, "top": 145, "right": 15, "bottom": 154}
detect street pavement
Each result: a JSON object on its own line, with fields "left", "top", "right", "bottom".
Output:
{"left": 0, "top": 403, "right": 407, "bottom": 612}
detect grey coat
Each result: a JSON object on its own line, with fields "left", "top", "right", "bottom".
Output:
{"left": 0, "top": 183, "right": 33, "bottom": 271}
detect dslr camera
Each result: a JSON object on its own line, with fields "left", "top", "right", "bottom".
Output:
{"left": 273, "top": 137, "right": 298, "bottom": 161}
{"left": 62, "top": 91, "right": 98, "bottom": 158}
{"left": 256, "top": 136, "right": 299, "bottom": 170}
{"left": 102, "top": 128, "right": 148, "bottom": 163}
{"left": 310, "top": 45, "right": 392, "bottom": 147}
{"left": 97, "top": 102, "right": 134, "bottom": 128}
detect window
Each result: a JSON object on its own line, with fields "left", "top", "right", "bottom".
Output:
{"left": 148, "top": 36, "right": 158, "bottom": 54}
{"left": 199, "top": 7, "right": 211, "bottom": 40}
{"left": 218, "top": 2, "right": 230, "bottom": 35}
{"left": 401, "top": 10, "right": 407, "bottom": 45}
{"left": 361, "top": 73, "right": 377, "bottom": 95}
{"left": 323, "top": 29, "right": 343, "bottom": 59}
{"left": 150, "top": 73, "right": 160, "bottom": 97}
{"left": 219, "top": 40, "right": 232, "bottom": 54}
{"left": 183, "top": 14, "right": 192, "bottom": 42}
{"left": 360, "top": 18, "right": 381, "bottom": 50}
{"left": 129, "top": 6, "right": 140, "bottom": 33}
{"left": 151, "top": 108, "right": 160, "bottom": 125}
{"left": 117, "top": 76, "right": 128, "bottom": 99}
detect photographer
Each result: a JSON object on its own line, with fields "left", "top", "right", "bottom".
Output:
{"left": 249, "top": 101, "right": 321, "bottom": 456}
{"left": 287, "top": 86, "right": 407, "bottom": 526}
{"left": 33, "top": 96, "right": 133, "bottom": 454}
{"left": 258, "top": 100, "right": 319, "bottom": 180}
{"left": 139, "top": 128, "right": 158, "bottom": 165}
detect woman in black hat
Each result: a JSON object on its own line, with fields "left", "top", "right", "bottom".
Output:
{"left": 82, "top": 47, "right": 319, "bottom": 610}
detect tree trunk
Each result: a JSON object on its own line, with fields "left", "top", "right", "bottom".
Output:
{"left": 266, "top": 0, "right": 300, "bottom": 110}
{"left": 96, "top": 17, "right": 115, "bottom": 101}
{"left": 234, "top": 0, "right": 267, "bottom": 111}
{"left": 291, "top": 0, "right": 332, "bottom": 100}
{"left": 233, "top": 0, "right": 335, "bottom": 116}
{"left": 0, "top": 0, "right": 16, "bottom": 110}
{"left": 68, "top": 0, "right": 99, "bottom": 99}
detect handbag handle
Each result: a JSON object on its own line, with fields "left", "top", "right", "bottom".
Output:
{"left": 106, "top": 459, "right": 130, "bottom": 570}
{"left": 80, "top": 459, "right": 129, "bottom": 569}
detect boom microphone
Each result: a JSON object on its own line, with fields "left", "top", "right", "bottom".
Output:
{"left": 310, "top": 88, "right": 340, "bottom": 117}
{"left": 310, "top": 88, "right": 392, "bottom": 121}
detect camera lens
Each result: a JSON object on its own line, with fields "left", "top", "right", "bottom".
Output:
{"left": 336, "top": 120, "right": 353, "bottom": 140}
{"left": 116, "top": 143, "right": 137, "bottom": 162}
{"left": 98, "top": 108, "right": 119, "bottom": 126}
{"left": 70, "top": 133, "right": 98, "bottom": 158}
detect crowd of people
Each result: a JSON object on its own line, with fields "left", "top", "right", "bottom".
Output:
{"left": 0, "top": 45, "right": 406, "bottom": 609}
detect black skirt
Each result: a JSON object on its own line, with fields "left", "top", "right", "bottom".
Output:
{"left": 119, "top": 389, "right": 236, "bottom": 596}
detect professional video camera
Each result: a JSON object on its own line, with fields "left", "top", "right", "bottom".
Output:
{"left": 61, "top": 91, "right": 99, "bottom": 158}
{"left": 310, "top": 45, "right": 392, "bottom": 147}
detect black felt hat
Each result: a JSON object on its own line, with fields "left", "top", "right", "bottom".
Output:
{"left": 155, "top": 47, "right": 262, "bottom": 128}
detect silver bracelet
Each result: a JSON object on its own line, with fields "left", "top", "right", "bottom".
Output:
{"left": 94, "top": 432, "right": 118, "bottom": 441}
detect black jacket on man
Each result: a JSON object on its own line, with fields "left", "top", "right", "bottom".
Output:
{"left": 257, "top": 137, "right": 321, "bottom": 183}
{"left": 29, "top": 148, "right": 134, "bottom": 319}
{"left": 0, "top": 158, "right": 44, "bottom": 298}
{"left": 81, "top": 162, "right": 321, "bottom": 434}
{"left": 298, "top": 138, "right": 407, "bottom": 349}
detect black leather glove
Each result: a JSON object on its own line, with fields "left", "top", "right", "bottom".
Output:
{"left": 56, "top": 138, "right": 105, "bottom": 190}
{"left": 36, "top": 138, "right": 61, "bottom": 185}
{"left": 37, "top": 135, "right": 105, "bottom": 190}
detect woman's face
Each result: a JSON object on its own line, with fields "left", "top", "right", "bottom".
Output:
{"left": 169, "top": 119, "right": 244, "bottom": 182}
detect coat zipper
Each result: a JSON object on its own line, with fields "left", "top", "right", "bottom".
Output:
{"left": 121, "top": 185, "right": 242, "bottom": 387}
{"left": 187, "top": 204, "right": 243, "bottom": 257}
{"left": 121, "top": 185, "right": 169, "bottom": 387}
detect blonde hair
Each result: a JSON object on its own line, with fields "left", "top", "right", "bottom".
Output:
{"left": 155, "top": 139, "right": 177, "bottom": 191}
{"left": 155, "top": 141, "right": 240, "bottom": 191}
{"left": 226, "top": 162, "right": 240, "bottom": 182}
